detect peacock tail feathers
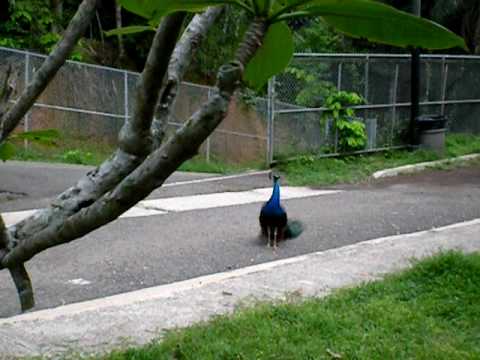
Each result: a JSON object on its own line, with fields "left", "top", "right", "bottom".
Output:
{"left": 285, "top": 220, "right": 304, "bottom": 239}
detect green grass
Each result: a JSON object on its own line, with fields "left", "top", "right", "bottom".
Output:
{"left": 277, "top": 133, "right": 480, "bottom": 186}
{"left": 10, "top": 139, "right": 264, "bottom": 174}
{"left": 12, "top": 137, "right": 114, "bottom": 166}
{"left": 9, "top": 133, "right": 480, "bottom": 180}
{"left": 445, "top": 133, "right": 480, "bottom": 157}
{"left": 98, "top": 251, "right": 480, "bottom": 360}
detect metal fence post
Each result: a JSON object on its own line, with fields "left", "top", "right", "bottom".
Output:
{"left": 123, "top": 70, "right": 129, "bottom": 123}
{"left": 205, "top": 88, "right": 213, "bottom": 163}
{"left": 363, "top": 55, "right": 370, "bottom": 121}
{"left": 364, "top": 55, "right": 370, "bottom": 100}
{"left": 267, "top": 76, "right": 275, "bottom": 165}
{"left": 390, "top": 64, "right": 399, "bottom": 145}
{"left": 440, "top": 57, "right": 448, "bottom": 116}
{"left": 23, "top": 52, "right": 31, "bottom": 149}
{"left": 337, "top": 62, "right": 343, "bottom": 90}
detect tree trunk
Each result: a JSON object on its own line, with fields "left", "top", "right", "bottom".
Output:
{"left": 51, "top": 0, "right": 64, "bottom": 33}
{"left": 115, "top": 1, "right": 126, "bottom": 61}
{"left": 474, "top": 7, "right": 480, "bottom": 54}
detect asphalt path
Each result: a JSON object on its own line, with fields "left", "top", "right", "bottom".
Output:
{"left": 1, "top": 161, "right": 480, "bottom": 317}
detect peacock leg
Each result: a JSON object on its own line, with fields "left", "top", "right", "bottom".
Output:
{"left": 273, "top": 228, "right": 278, "bottom": 249}
{"left": 266, "top": 227, "right": 271, "bottom": 247}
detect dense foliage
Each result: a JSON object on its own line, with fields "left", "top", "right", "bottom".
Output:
{"left": 321, "top": 90, "right": 367, "bottom": 152}
{"left": 0, "top": 0, "right": 473, "bottom": 79}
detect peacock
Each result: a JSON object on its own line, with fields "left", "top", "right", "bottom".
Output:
{"left": 259, "top": 174, "right": 304, "bottom": 248}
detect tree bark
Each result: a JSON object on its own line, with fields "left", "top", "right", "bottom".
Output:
{"left": 0, "top": 0, "right": 100, "bottom": 145}
{"left": 0, "top": 217, "right": 34, "bottom": 311}
{"left": 234, "top": 17, "right": 268, "bottom": 66}
{"left": 115, "top": 1, "right": 126, "bottom": 60}
{"left": 0, "top": 65, "right": 17, "bottom": 120}
{"left": 1, "top": 63, "right": 241, "bottom": 267}
{"left": 119, "top": 12, "right": 186, "bottom": 156}
{"left": 152, "top": 7, "right": 224, "bottom": 149}
{"left": 474, "top": 9, "right": 480, "bottom": 54}
{"left": 51, "top": 0, "right": 64, "bottom": 33}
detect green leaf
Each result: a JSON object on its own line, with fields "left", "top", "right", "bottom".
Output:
{"left": 0, "top": 142, "right": 16, "bottom": 161}
{"left": 244, "top": 22, "right": 294, "bottom": 90}
{"left": 280, "top": 0, "right": 467, "bottom": 50}
{"left": 13, "top": 129, "right": 60, "bottom": 146}
{"left": 105, "top": 26, "right": 156, "bottom": 37}
{"left": 118, "top": 0, "right": 159, "bottom": 18}
{"left": 119, "top": 0, "right": 231, "bottom": 21}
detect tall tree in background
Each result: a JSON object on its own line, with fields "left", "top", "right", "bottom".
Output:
{"left": 0, "top": 0, "right": 466, "bottom": 313}
{"left": 428, "top": 0, "right": 480, "bottom": 54}
{"left": 384, "top": 0, "right": 479, "bottom": 54}
{"left": 50, "top": 0, "right": 64, "bottom": 33}
{"left": 114, "top": 0, "right": 126, "bottom": 60}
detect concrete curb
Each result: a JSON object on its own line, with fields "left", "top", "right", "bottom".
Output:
{"left": 371, "top": 153, "right": 480, "bottom": 179}
{"left": 1, "top": 219, "right": 480, "bottom": 359}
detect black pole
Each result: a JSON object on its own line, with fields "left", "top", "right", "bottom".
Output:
{"left": 409, "top": 0, "right": 421, "bottom": 146}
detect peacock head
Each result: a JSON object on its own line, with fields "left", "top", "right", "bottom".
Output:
{"left": 269, "top": 171, "right": 281, "bottom": 183}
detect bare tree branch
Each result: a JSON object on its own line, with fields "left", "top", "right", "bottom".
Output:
{"left": 152, "top": 7, "right": 224, "bottom": 149}
{"left": 234, "top": 17, "right": 268, "bottom": 65}
{"left": 1, "top": 62, "right": 243, "bottom": 267}
{"left": 0, "top": 216, "right": 34, "bottom": 311}
{"left": 115, "top": 0, "right": 126, "bottom": 60}
{"left": 0, "top": 0, "right": 100, "bottom": 144}
{"left": 0, "top": 65, "right": 18, "bottom": 120}
{"left": 119, "top": 12, "right": 186, "bottom": 156}
{"left": 7, "top": 13, "right": 187, "bottom": 248}
{"left": 475, "top": 13, "right": 480, "bottom": 54}
{"left": 8, "top": 265, "right": 34, "bottom": 312}
{"left": 1, "top": 17, "right": 269, "bottom": 268}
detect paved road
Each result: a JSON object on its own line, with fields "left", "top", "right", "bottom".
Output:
{"left": 1, "top": 161, "right": 480, "bottom": 317}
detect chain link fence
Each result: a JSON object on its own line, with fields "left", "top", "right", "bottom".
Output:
{"left": 270, "top": 53, "right": 480, "bottom": 161}
{"left": 2, "top": 47, "right": 480, "bottom": 165}
{"left": 0, "top": 47, "right": 268, "bottom": 165}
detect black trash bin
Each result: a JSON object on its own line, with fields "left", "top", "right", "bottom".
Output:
{"left": 416, "top": 114, "right": 447, "bottom": 154}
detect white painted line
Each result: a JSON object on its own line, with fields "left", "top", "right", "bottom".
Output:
{"left": 1, "top": 206, "right": 168, "bottom": 227}
{"left": 139, "top": 187, "right": 340, "bottom": 212}
{"left": 1, "top": 209, "right": 38, "bottom": 227}
{"left": 67, "top": 278, "right": 92, "bottom": 286}
{"left": 252, "top": 187, "right": 338, "bottom": 199}
{"left": 163, "top": 170, "right": 271, "bottom": 187}
{"left": 121, "top": 206, "right": 167, "bottom": 218}
{"left": 1, "top": 187, "right": 341, "bottom": 226}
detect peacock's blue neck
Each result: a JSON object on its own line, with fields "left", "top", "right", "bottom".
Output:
{"left": 268, "top": 180, "right": 281, "bottom": 208}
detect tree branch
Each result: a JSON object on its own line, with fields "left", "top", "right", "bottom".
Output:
{"left": 2, "top": 17, "right": 269, "bottom": 278}
{"left": 119, "top": 12, "right": 186, "bottom": 155}
{"left": 0, "top": 0, "right": 100, "bottom": 144}
{"left": 0, "top": 216, "right": 34, "bottom": 311}
{"left": 234, "top": 17, "right": 268, "bottom": 65}
{"left": 0, "top": 65, "right": 18, "bottom": 120}
{"left": 8, "top": 13, "right": 187, "bottom": 247}
{"left": 152, "top": 7, "right": 224, "bottom": 149}
{"left": 1, "top": 62, "right": 243, "bottom": 267}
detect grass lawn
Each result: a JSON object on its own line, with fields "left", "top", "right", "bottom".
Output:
{"left": 277, "top": 133, "right": 480, "bottom": 186}
{"left": 9, "top": 133, "right": 480, "bottom": 182}
{"left": 98, "top": 251, "right": 480, "bottom": 360}
{"left": 10, "top": 138, "right": 263, "bottom": 174}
